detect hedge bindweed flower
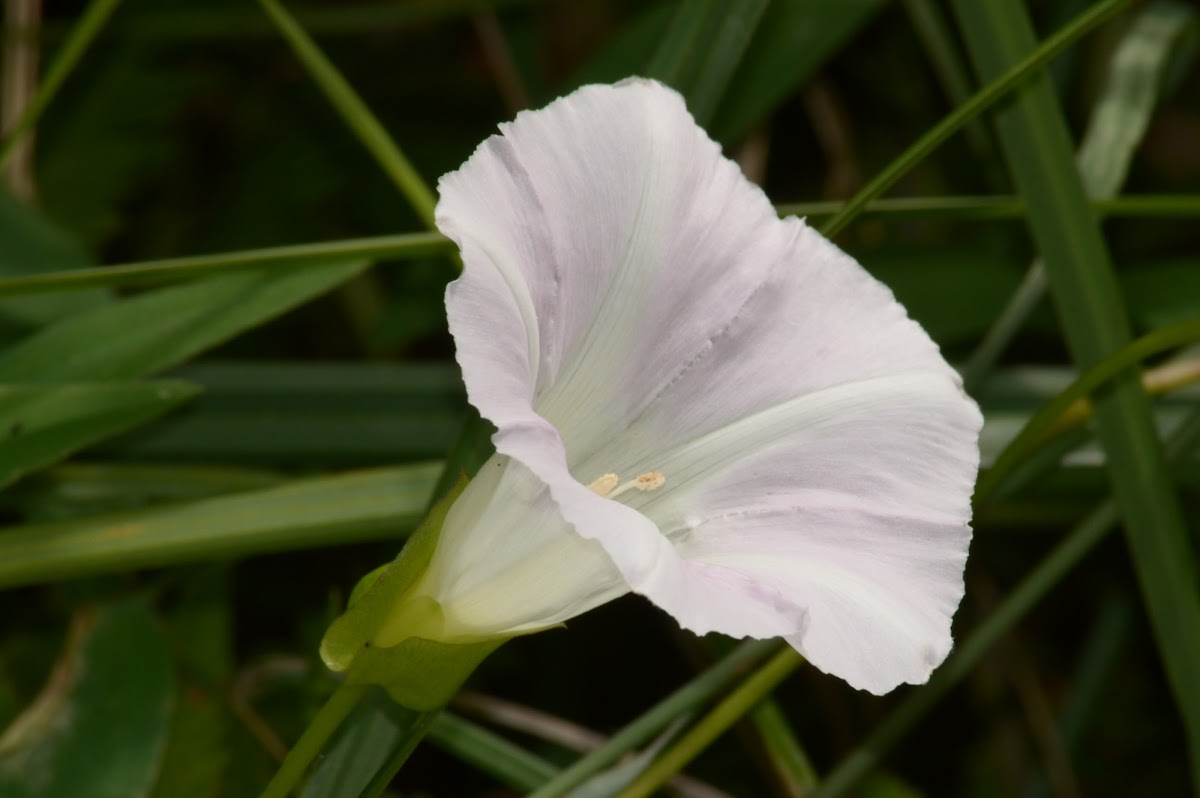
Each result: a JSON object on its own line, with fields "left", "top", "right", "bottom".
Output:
{"left": 377, "top": 78, "right": 982, "bottom": 695}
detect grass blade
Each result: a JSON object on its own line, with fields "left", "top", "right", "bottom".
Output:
{"left": 818, "top": 0, "right": 1132, "bottom": 238}
{"left": 256, "top": 0, "right": 436, "bottom": 227}
{"left": 0, "top": 379, "right": 197, "bottom": 489}
{"left": 0, "top": 262, "right": 364, "bottom": 381}
{"left": 953, "top": 0, "right": 1200, "bottom": 786}
{"left": 961, "top": 0, "right": 1197, "bottom": 389}
{"left": 0, "top": 462, "right": 439, "bottom": 588}
{"left": 0, "top": 0, "right": 122, "bottom": 170}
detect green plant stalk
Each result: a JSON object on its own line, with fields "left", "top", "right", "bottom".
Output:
{"left": 1, "top": 195, "right": 1196, "bottom": 298}
{"left": 256, "top": 0, "right": 437, "bottom": 227}
{"left": 260, "top": 682, "right": 370, "bottom": 798}
{"left": 0, "top": 232, "right": 449, "bottom": 297}
{"left": 819, "top": 0, "right": 1131, "bottom": 238}
{"left": 815, "top": 408, "right": 1200, "bottom": 798}
{"left": 613, "top": 648, "right": 804, "bottom": 798}
{"left": 749, "top": 700, "right": 819, "bottom": 796}
{"left": 528, "top": 638, "right": 779, "bottom": 798}
{"left": 953, "top": 2, "right": 1200, "bottom": 787}
{"left": 0, "top": 0, "right": 122, "bottom": 169}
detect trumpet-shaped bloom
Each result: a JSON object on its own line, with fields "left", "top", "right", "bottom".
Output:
{"left": 389, "top": 78, "right": 982, "bottom": 695}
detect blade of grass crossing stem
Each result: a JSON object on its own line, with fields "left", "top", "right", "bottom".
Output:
{"left": 0, "top": 0, "right": 122, "bottom": 169}
{"left": 612, "top": 648, "right": 804, "bottom": 798}
{"left": 0, "top": 232, "right": 449, "bottom": 297}
{"left": 961, "top": 1, "right": 1197, "bottom": 390}
{"left": 528, "top": 639, "right": 779, "bottom": 798}
{"left": 952, "top": 0, "right": 1200, "bottom": 787}
{"left": 818, "top": 0, "right": 1131, "bottom": 238}
{"left": 816, "top": 408, "right": 1200, "bottom": 798}
{"left": 256, "top": 0, "right": 436, "bottom": 228}
{"left": 4, "top": 195, "right": 1200, "bottom": 299}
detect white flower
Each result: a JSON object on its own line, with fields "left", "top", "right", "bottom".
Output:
{"left": 378, "top": 78, "right": 982, "bottom": 695}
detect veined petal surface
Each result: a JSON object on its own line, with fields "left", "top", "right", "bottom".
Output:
{"left": 436, "top": 78, "right": 982, "bottom": 693}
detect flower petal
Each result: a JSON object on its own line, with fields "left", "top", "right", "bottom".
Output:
{"left": 410, "top": 453, "right": 630, "bottom": 639}
{"left": 633, "top": 376, "right": 980, "bottom": 694}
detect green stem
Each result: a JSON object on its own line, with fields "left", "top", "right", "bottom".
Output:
{"left": 260, "top": 682, "right": 369, "bottom": 798}
{"left": 256, "top": 0, "right": 437, "bottom": 227}
{"left": 0, "top": 232, "right": 448, "bottom": 297}
{"left": 818, "top": 0, "right": 1131, "bottom": 238}
{"left": 613, "top": 648, "right": 804, "bottom": 798}
{"left": 528, "top": 638, "right": 779, "bottom": 798}
{"left": 0, "top": 0, "right": 122, "bottom": 169}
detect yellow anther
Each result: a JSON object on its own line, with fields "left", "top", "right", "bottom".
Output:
{"left": 587, "top": 473, "right": 620, "bottom": 497}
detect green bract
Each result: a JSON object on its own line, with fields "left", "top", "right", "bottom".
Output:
{"left": 320, "top": 477, "right": 506, "bottom": 711}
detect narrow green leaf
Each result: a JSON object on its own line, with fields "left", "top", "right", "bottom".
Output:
{"left": 0, "top": 462, "right": 439, "bottom": 589}
{"left": 426, "top": 712, "right": 559, "bottom": 791}
{"left": 0, "top": 262, "right": 364, "bottom": 382}
{"left": 612, "top": 648, "right": 804, "bottom": 798}
{"left": 0, "top": 380, "right": 198, "bottom": 489}
{"left": 528, "top": 639, "right": 779, "bottom": 798}
{"left": 0, "top": 598, "right": 174, "bottom": 798}
{"left": 818, "top": 0, "right": 1133, "bottom": 239}
{"left": 953, "top": 4, "right": 1200, "bottom": 784}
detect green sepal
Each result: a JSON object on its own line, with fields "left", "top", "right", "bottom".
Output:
{"left": 319, "top": 474, "right": 507, "bottom": 710}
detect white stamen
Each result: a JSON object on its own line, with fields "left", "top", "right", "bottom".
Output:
{"left": 586, "top": 470, "right": 667, "bottom": 501}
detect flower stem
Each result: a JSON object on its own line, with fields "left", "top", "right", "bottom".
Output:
{"left": 259, "top": 682, "right": 369, "bottom": 798}
{"left": 612, "top": 647, "right": 804, "bottom": 798}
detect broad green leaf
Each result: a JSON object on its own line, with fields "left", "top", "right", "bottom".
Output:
{"left": 0, "top": 598, "right": 174, "bottom": 798}
{"left": 0, "top": 380, "right": 198, "bottom": 489}
{"left": 101, "top": 361, "right": 465, "bottom": 465}
{"left": 0, "top": 262, "right": 364, "bottom": 382}
{"left": 0, "top": 190, "right": 108, "bottom": 331}
{"left": 0, "top": 462, "right": 439, "bottom": 589}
